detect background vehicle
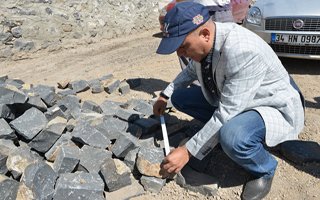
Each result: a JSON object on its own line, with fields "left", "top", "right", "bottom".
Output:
{"left": 244, "top": 0, "right": 320, "bottom": 60}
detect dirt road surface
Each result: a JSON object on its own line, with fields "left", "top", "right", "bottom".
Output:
{"left": 2, "top": 28, "right": 320, "bottom": 200}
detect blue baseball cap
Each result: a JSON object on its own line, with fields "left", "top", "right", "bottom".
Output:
{"left": 156, "top": 2, "right": 210, "bottom": 55}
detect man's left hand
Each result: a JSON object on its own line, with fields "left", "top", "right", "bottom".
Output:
{"left": 161, "top": 146, "right": 191, "bottom": 174}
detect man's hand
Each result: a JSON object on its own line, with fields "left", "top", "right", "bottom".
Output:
{"left": 153, "top": 96, "right": 167, "bottom": 116}
{"left": 161, "top": 146, "right": 191, "bottom": 175}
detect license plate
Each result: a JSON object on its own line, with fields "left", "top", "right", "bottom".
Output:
{"left": 271, "top": 33, "right": 320, "bottom": 45}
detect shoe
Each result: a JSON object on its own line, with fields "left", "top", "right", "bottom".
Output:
{"left": 241, "top": 175, "right": 274, "bottom": 200}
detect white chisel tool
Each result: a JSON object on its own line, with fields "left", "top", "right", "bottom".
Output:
{"left": 160, "top": 115, "right": 170, "bottom": 156}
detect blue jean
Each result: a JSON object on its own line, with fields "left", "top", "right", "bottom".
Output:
{"left": 171, "top": 86, "right": 277, "bottom": 178}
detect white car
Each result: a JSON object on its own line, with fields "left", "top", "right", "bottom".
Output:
{"left": 243, "top": 0, "right": 320, "bottom": 60}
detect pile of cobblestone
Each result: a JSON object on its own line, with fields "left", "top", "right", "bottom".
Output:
{"left": 0, "top": 74, "right": 218, "bottom": 199}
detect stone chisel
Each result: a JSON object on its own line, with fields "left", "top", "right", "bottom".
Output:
{"left": 160, "top": 115, "right": 170, "bottom": 156}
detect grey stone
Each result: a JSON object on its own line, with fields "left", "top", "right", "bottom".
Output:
{"left": 0, "top": 144, "right": 14, "bottom": 174}
{"left": 99, "top": 158, "right": 132, "bottom": 192}
{"left": 45, "top": 133, "right": 75, "bottom": 162}
{"left": 88, "top": 79, "right": 103, "bottom": 94}
{"left": 0, "top": 32, "right": 13, "bottom": 43}
{"left": 0, "top": 118, "right": 15, "bottom": 140}
{"left": 0, "top": 75, "right": 8, "bottom": 84}
{"left": 26, "top": 94, "right": 48, "bottom": 112}
{"left": 68, "top": 80, "right": 90, "bottom": 93}
{"left": 104, "top": 80, "right": 120, "bottom": 94}
{"left": 57, "top": 88, "right": 76, "bottom": 96}
{"left": 32, "top": 84, "right": 59, "bottom": 107}
{"left": 66, "top": 118, "right": 76, "bottom": 132}
{"left": 134, "top": 117, "right": 160, "bottom": 135}
{"left": 100, "top": 100, "right": 123, "bottom": 116}
{"left": 0, "top": 85, "right": 28, "bottom": 105}
{"left": 136, "top": 147, "right": 165, "bottom": 178}
{"left": 11, "top": 26, "right": 22, "bottom": 38}
{"left": 124, "top": 148, "right": 139, "bottom": 171}
{"left": 28, "top": 117, "right": 67, "bottom": 153}
{"left": 56, "top": 95, "right": 81, "bottom": 119}
{"left": 82, "top": 100, "right": 103, "bottom": 113}
{"left": 79, "top": 145, "right": 112, "bottom": 173}
{"left": 53, "top": 172, "right": 104, "bottom": 200}
{"left": 115, "top": 108, "right": 143, "bottom": 122}
{"left": 5, "top": 78, "right": 25, "bottom": 89}
{"left": 91, "top": 116, "right": 126, "bottom": 141}
{"left": 22, "top": 162, "right": 58, "bottom": 200}
{"left": 119, "top": 81, "right": 130, "bottom": 95}
{"left": 71, "top": 121, "right": 110, "bottom": 149}
{"left": 175, "top": 164, "right": 218, "bottom": 196}
{"left": 111, "top": 133, "right": 139, "bottom": 158}
{"left": 0, "top": 174, "right": 19, "bottom": 199}
{"left": 99, "top": 74, "right": 113, "bottom": 81}
{"left": 126, "top": 78, "right": 141, "bottom": 89}
{"left": 14, "top": 39, "right": 35, "bottom": 51}
{"left": 140, "top": 175, "right": 166, "bottom": 193}
{"left": 127, "top": 99, "right": 154, "bottom": 116}
{"left": 10, "top": 107, "right": 48, "bottom": 141}
{"left": 105, "top": 178, "right": 145, "bottom": 199}
{"left": 0, "top": 104, "right": 15, "bottom": 120}
{"left": 44, "top": 106, "right": 67, "bottom": 121}
{"left": 6, "top": 146, "right": 42, "bottom": 179}
{"left": 53, "top": 145, "right": 80, "bottom": 174}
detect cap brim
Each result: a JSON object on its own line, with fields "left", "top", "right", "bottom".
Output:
{"left": 156, "top": 34, "right": 186, "bottom": 55}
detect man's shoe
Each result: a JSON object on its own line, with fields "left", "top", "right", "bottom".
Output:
{"left": 241, "top": 176, "right": 274, "bottom": 200}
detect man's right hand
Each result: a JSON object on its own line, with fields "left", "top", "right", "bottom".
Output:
{"left": 153, "top": 96, "right": 168, "bottom": 116}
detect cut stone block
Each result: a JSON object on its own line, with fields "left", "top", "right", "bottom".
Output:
{"left": 99, "top": 158, "right": 132, "bottom": 192}
{"left": 0, "top": 75, "right": 8, "bottom": 84}
{"left": 134, "top": 118, "right": 160, "bottom": 135}
{"left": 136, "top": 147, "right": 165, "bottom": 178}
{"left": 104, "top": 80, "right": 120, "bottom": 94}
{"left": 115, "top": 108, "right": 143, "bottom": 122}
{"left": 57, "top": 88, "right": 76, "bottom": 97}
{"left": 5, "top": 78, "right": 25, "bottom": 89}
{"left": 175, "top": 164, "right": 218, "bottom": 196}
{"left": 0, "top": 104, "right": 15, "bottom": 120}
{"left": 16, "top": 182, "right": 35, "bottom": 199}
{"left": 88, "top": 79, "right": 103, "bottom": 94}
{"left": 45, "top": 133, "right": 75, "bottom": 162}
{"left": 105, "top": 178, "right": 145, "bottom": 200}
{"left": 9, "top": 107, "right": 48, "bottom": 141}
{"left": 119, "top": 81, "right": 130, "bottom": 95}
{"left": 53, "top": 145, "right": 80, "bottom": 174}
{"left": 82, "top": 100, "right": 103, "bottom": 113}
{"left": 79, "top": 145, "right": 112, "bottom": 173}
{"left": 26, "top": 94, "right": 48, "bottom": 112}
{"left": 0, "top": 174, "right": 20, "bottom": 200}
{"left": 56, "top": 95, "right": 81, "bottom": 119}
{"left": 100, "top": 100, "right": 123, "bottom": 116}
{"left": 0, "top": 84, "right": 28, "bottom": 105}
{"left": 127, "top": 99, "right": 154, "bottom": 116}
{"left": 111, "top": 133, "right": 139, "bottom": 158}
{"left": 31, "top": 84, "right": 59, "bottom": 107}
{"left": 68, "top": 80, "right": 90, "bottom": 93}
{"left": 53, "top": 172, "right": 105, "bottom": 200}
{"left": 0, "top": 118, "right": 15, "bottom": 139}
{"left": 0, "top": 144, "right": 15, "bottom": 174}
{"left": 72, "top": 121, "right": 110, "bottom": 149}
{"left": 140, "top": 175, "right": 166, "bottom": 193}
{"left": 45, "top": 106, "right": 67, "bottom": 121}
{"left": 28, "top": 117, "right": 67, "bottom": 153}
{"left": 22, "top": 162, "right": 58, "bottom": 200}
{"left": 6, "top": 146, "right": 42, "bottom": 179}
{"left": 66, "top": 118, "right": 76, "bottom": 132}
{"left": 124, "top": 148, "right": 140, "bottom": 171}
{"left": 126, "top": 123, "right": 143, "bottom": 138}
{"left": 99, "top": 74, "right": 113, "bottom": 81}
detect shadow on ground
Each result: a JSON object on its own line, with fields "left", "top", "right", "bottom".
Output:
{"left": 128, "top": 78, "right": 170, "bottom": 98}
{"left": 280, "top": 57, "right": 320, "bottom": 75}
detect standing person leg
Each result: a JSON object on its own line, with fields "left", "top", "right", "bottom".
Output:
{"left": 219, "top": 110, "right": 277, "bottom": 200}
